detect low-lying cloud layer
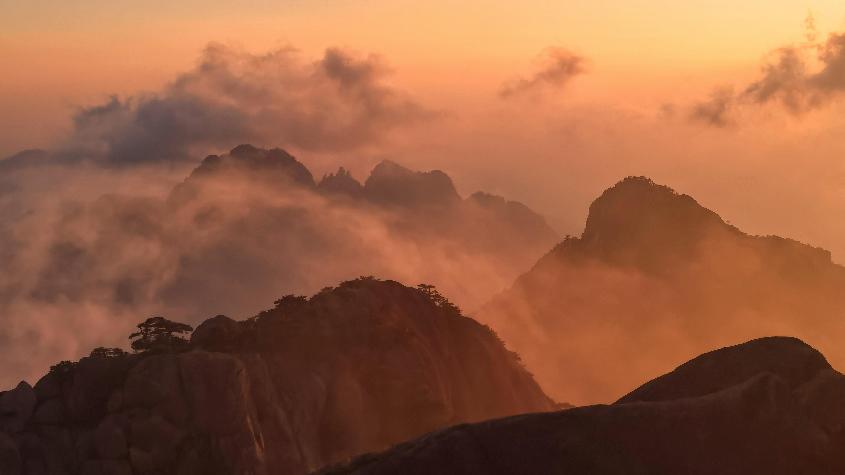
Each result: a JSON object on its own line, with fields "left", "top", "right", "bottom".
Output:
{"left": 0, "top": 143, "right": 558, "bottom": 388}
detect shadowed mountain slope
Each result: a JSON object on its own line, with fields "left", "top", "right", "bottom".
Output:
{"left": 481, "top": 176, "right": 845, "bottom": 404}
{"left": 0, "top": 278, "right": 553, "bottom": 475}
{"left": 322, "top": 337, "right": 845, "bottom": 475}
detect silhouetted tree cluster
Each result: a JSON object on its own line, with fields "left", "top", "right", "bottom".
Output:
{"left": 417, "top": 284, "right": 461, "bottom": 316}
{"left": 130, "top": 316, "right": 193, "bottom": 353}
{"left": 49, "top": 360, "right": 76, "bottom": 376}
{"left": 273, "top": 295, "right": 308, "bottom": 313}
{"left": 89, "top": 347, "right": 128, "bottom": 358}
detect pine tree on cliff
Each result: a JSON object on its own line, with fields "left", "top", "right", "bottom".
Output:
{"left": 129, "top": 316, "right": 193, "bottom": 352}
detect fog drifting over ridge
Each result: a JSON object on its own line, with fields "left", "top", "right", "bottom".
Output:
{"left": 6, "top": 23, "right": 845, "bottom": 398}
{"left": 0, "top": 140, "right": 558, "bottom": 388}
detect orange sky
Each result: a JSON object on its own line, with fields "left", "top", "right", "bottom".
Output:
{"left": 4, "top": 0, "right": 844, "bottom": 151}
{"left": 4, "top": 0, "right": 845, "bottom": 257}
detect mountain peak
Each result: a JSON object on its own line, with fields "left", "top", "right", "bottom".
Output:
{"left": 583, "top": 176, "right": 730, "bottom": 242}
{"left": 171, "top": 145, "right": 316, "bottom": 204}
{"left": 318, "top": 166, "right": 364, "bottom": 198}
{"left": 617, "top": 336, "right": 831, "bottom": 404}
{"left": 364, "top": 160, "right": 461, "bottom": 207}
{"left": 228, "top": 143, "right": 262, "bottom": 157}
{"left": 577, "top": 176, "right": 737, "bottom": 267}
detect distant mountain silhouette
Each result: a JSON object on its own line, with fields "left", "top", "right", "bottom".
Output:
{"left": 482, "top": 176, "right": 845, "bottom": 404}
{"left": 0, "top": 278, "right": 553, "bottom": 475}
{"left": 162, "top": 146, "right": 558, "bottom": 314}
{"left": 362, "top": 160, "right": 461, "bottom": 208}
{"left": 318, "top": 167, "right": 365, "bottom": 199}
{"left": 168, "top": 145, "right": 316, "bottom": 205}
{"left": 0, "top": 144, "right": 559, "bottom": 386}
{"left": 322, "top": 336, "right": 845, "bottom": 475}
{"left": 578, "top": 177, "right": 830, "bottom": 271}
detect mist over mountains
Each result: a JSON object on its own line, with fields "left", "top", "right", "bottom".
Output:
{"left": 0, "top": 144, "right": 557, "bottom": 388}
{"left": 4, "top": 156, "right": 845, "bottom": 473}
{"left": 482, "top": 176, "right": 845, "bottom": 404}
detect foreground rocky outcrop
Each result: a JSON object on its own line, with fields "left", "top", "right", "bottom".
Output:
{"left": 482, "top": 176, "right": 845, "bottom": 404}
{"left": 0, "top": 278, "right": 553, "bottom": 474}
{"left": 323, "top": 337, "right": 845, "bottom": 475}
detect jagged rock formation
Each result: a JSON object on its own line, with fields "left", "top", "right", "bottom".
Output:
{"left": 481, "top": 176, "right": 845, "bottom": 404}
{"left": 0, "top": 278, "right": 553, "bottom": 474}
{"left": 323, "top": 337, "right": 845, "bottom": 475}
{"left": 317, "top": 168, "right": 364, "bottom": 199}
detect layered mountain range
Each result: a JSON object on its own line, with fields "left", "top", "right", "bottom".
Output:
{"left": 0, "top": 278, "right": 553, "bottom": 475}
{"left": 0, "top": 145, "right": 558, "bottom": 388}
{"left": 4, "top": 157, "right": 845, "bottom": 473}
{"left": 482, "top": 176, "right": 845, "bottom": 404}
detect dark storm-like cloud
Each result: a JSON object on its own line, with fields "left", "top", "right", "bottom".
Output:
{"left": 60, "top": 44, "right": 434, "bottom": 165}
{"left": 691, "top": 28, "right": 845, "bottom": 126}
{"left": 500, "top": 48, "right": 586, "bottom": 98}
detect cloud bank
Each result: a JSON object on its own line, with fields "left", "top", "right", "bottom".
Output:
{"left": 53, "top": 44, "right": 433, "bottom": 165}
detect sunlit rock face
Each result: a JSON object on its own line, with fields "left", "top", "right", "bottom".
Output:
{"left": 481, "top": 176, "right": 845, "bottom": 405}
{"left": 322, "top": 337, "right": 845, "bottom": 475}
{"left": 0, "top": 278, "right": 553, "bottom": 475}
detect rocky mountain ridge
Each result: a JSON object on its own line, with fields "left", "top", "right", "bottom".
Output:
{"left": 323, "top": 336, "right": 845, "bottom": 475}
{"left": 0, "top": 278, "right": 553, "bottom": 475}
{"left": 482, "top": 176, "right": 845, "bottom": 404}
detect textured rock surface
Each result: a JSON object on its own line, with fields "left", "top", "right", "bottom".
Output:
{"left": 0, "top": 278, "right": 553, "bottom": 474}
{"left": 323, "top": 337, "right": 845, "bottom": 475}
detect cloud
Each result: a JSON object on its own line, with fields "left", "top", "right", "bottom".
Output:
{"left": 500, "top": 48, "right": 586, "bottom": 98}
{"left": 58, "top": 44, "right": 434, "bottom": 165}
{"left": 691, "top": 24, "right": 845, "bottom": 126}
{"left": 689, "top": 87, "right": 736, "bottom": 127}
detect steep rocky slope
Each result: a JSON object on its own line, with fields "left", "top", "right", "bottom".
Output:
{"left": 0, "top": 278, "right": 552, "bottom": 475}
{"left": 324, "top": 337, "right": 845, "bottom": 475}
{"left": 482, "top": 176, "right": 845, "bottom": 404}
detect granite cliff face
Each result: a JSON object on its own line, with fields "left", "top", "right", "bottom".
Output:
{"left": 482, "top": 176, "right": 845, "bottom": 404}
{"left": 0, "top": 278, "right": 553, "bottom": 475}
{"left": 324, "top": 337, "right": 845, "bottom": 475}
